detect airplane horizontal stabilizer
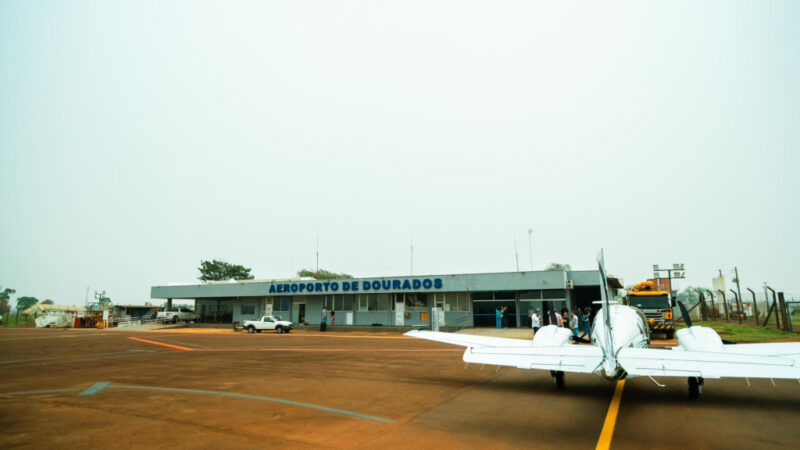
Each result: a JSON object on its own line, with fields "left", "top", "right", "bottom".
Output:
{"left": 463, "top": 345, "right": 604, "bottom": 373}
{"left": 618, "top": 347, "right": 800, "bottom": 379}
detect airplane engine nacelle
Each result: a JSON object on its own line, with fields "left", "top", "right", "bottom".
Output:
{"left": 532, "top": 325, "right": 573, "bottom": 347}
{"left": 676, "top": 326, "right": 724, "bottom": 352}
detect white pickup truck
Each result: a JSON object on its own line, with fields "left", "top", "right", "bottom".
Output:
{"left": 157, "top": 307, "right": 200, "bottom": 324}
{"left": 242, "top": 315, "right": 294, "bottom": 334}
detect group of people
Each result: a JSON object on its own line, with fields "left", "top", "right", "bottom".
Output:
{"left": 494, "top": 306, "right": 510, "bottom": 328}
{"left": 529, "top": 307, "right": 592, "bottom": 340}
{"left": 321, "top": 307, "right": 336, "bottom": 326}
{"left": 495, "top": 305, "right": 592, "bottom": 340}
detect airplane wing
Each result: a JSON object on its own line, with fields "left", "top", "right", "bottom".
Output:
{"left": 618, "top": 347, "right": 800, "bottom": 379}
{"left": 404, "top": 330, "right": 604, "bottom": 374}
{"left": 404, "top": 330, "right": 534, "bottom": 348}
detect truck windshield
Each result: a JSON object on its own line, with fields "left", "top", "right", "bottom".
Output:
{"left": 629, "top": 295, "right": 670, "bottom": 309}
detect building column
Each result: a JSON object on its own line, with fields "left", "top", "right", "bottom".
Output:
{"left": 167, "top": 298, "right": 172, "bottom": 310}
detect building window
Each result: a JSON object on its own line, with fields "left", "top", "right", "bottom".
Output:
{"left": 405, "top": 293, "right": 428, "bottom": 311}
{"left": 241, "top": 304, "right": 255, "bottom": 315}
{"left": 542, "top": 289, "right": 566, "bottom": 300}
{"left": 443, "top": 293, "right": 469, "bottom": 312}
{"left": 274, "top": 297, "right": 291, "bottom": 311}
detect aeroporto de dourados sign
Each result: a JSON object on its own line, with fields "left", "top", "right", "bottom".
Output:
{"left": 268, "top": 278, "right": 444, "bottom": 294}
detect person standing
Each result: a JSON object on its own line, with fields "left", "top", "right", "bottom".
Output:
{"left": 531, "top": 311, "right": 540, "bottom": 336}
{"left": 501, "top": 306, "right": 508, "bottom": 328}
{"left": 495, "top": 307, "right": 502, "bottom": 329}
{"left": 330, "top": 309, "right": 336, "bottom": 327}
{"left": 569, "top": 311, "right": 579, "bottom": 338}
{"left": 581, "top": 309, "right": 591, "bottom": 339}
{"left": 554, "top": 310, "right": 563, "bottom": 328}
{"left": 321, "top": 306, "right": 328, "bottom": 332}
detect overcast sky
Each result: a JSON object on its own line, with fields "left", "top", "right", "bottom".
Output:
{"left": 2, "top": 1, "right": 798, "bottom": 306}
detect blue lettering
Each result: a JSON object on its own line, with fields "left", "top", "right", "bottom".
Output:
{"left": 299, "top": 283, "right": 306, "bottom": 292}
{"left": 382, "top": 280, "right": 391, "bottom": 290}
{"left": 362, "top": 281, "right": 371, "bottom": 290}
{"left": 276, "top": 284, "right": 284, "bottom": 293}
{"left": 343, "top": 281, "right": 350, "bottom": 291}
{"left": 290, "top": 283, "right": 299, "bottom": 293}
{"left": 330, "top": 282, "right": 339, "bottom": 291}
{"left": 284, "top": 284, "right": 290, "bottom": 293}
{"left": 372, "top": 280, "right": 381, "bottom": 290}
{"left": 352, "top": 282, "right": 359, "bottom": 291}
{"left": 422, "top": 279, "right": 432, "bottom": 289}
{"left": 323, "top": 282, "right": 330, "bottom": 291}
{"left": 269, "top": 285, "right": 276, "bottom": 293}
{"left": 315, "top": 283, "right": 322, "bottom": 292}
{"left": 307, "top": 283, "right": 314, "bottom": 292}
{"left": 434, "top": 278, "right": 443, "bottom": 289}
{"left": 412, "top": 279, "right": 421, "bottom": 289}
{"left": 392, "top": 280, "right": 401, "bottom": 289}
{"left": 402, "top": 280, "right": 411, "bottom": 289}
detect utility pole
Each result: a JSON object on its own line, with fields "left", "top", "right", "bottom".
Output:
{"left": 527, "top": 229, "right": 533, "bottom": 271}
{"left": 514, "top": 237, "right": 520, "bottom": 272}
{"left": 315, "top": 228, "right": 319, "bottom": 278}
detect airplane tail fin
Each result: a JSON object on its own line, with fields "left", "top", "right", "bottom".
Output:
{"left": 677, "top": 301, "right": 692, "bottom": 328}
{"left": 597, "top": 249, "right": 615, "bottom": 363}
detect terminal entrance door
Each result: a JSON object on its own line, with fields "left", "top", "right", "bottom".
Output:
{"left": 473, "top": 301, "right": 516, "bottom": 327}
{"left": 292, "top": 303, "right": 306, "bottom": 324}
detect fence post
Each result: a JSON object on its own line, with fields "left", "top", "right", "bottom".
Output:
{"left": 778, "top": 292, "right": 790, "bottom": 332}
{"left": 718, "top": 290, "right": 729, "bottom": 322}
{"left": 746, "top": 288, "right": 759, "bottom": 325}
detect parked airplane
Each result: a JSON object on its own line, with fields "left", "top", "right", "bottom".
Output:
{"left": 405, "top": 252, "right": 800, "bottom": 397}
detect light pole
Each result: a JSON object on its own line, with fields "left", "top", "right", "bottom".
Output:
{"left": 653, "top": 264, "right": 685, "bottom": 329}
{"left": 652, "top": 263, "right": 686, "bottom": 304}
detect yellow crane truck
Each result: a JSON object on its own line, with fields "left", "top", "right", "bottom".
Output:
{"left": 626, "top": 281, "right": 675, "bottom": 339}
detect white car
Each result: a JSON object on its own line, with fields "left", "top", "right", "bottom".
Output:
{"left": 242, "top": 315, "right": 293, "bottom": 334}
{"left": 157, "top": 307, "right": 199, "bottom": 324}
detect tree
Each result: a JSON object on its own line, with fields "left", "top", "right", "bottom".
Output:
{"left": 98, "top": 296, "right": 111, "bottom": 308}
{"left": 297, "top": 268, "right": 352, "bottom": 280}
{"left": 0, "top": 286, "right": 14, "bottom": 317}
{"left": 42, "top": 299, "right": 54, "bottom": 305}
{"left": 198, "top": 259, "right": 255, "bottom": 282}
{"left": 16, "top": 296, "right": 39, "bottom": 323}
{"left": 544, "top": 263, "right": 572, "bottom": 271}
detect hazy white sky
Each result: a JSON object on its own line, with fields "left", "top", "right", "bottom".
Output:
{"left": 2, "top": 1, "right": 798, "bottom": 305}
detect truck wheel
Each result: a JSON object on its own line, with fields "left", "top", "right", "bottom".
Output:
{"left": 276, "top": 326, "right": 283, "bottom": 334}
{"left": 248, "top": 326, "right": 255, "bottom": 334}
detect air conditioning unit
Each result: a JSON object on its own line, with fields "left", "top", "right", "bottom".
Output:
{"left": 566, "top": 280, "right": 574, "bottom": 290}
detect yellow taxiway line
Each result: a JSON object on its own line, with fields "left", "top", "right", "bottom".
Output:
{"left": 596, "top": 380, "right": 626, "bottom": 450}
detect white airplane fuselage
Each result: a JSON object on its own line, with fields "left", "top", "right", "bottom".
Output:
{"left": 590, "top": 304, "right": 650, "bottom": 379}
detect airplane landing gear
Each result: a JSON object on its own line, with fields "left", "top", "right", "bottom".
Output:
{"left": 688, "top": 376, "right": 704, "bottom": 398}
{"left": 551, "top": 370, "right": 566, "bottom": 390}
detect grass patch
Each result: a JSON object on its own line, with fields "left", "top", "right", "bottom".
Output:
{"left": 676, "top": 320, "right": 800, "bottom": 343}
{"left": 0, "top": 315, "right": 36, "bottom": 328}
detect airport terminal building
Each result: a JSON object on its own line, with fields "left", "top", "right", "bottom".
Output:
{"left": 150, "top": 270, "right": 617, "bottom": 328}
